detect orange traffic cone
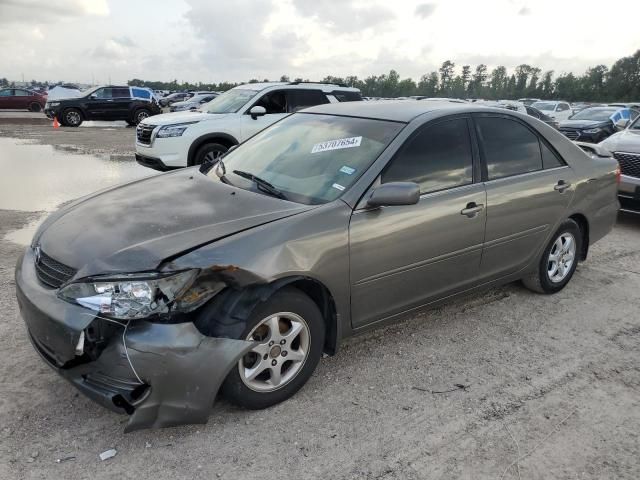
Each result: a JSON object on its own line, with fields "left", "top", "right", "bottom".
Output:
{"left": 53, "top": 117, "right": 60, "bottom": 129}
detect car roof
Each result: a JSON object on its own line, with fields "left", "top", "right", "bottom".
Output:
{"left": 302, "top": 100, "right": 487, "bottom": 122}
{"left": 231, "top": 82, "right": 360, "bottom": 93}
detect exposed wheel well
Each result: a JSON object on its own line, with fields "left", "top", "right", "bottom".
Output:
{"left": 569, "top": 213, "right": 589, "bottom": 260}
{"left": 188, "top": 136, "right": 238, "bottom": 166}
{"left": 286, "top": 278, "right": 339, "bottom": 356}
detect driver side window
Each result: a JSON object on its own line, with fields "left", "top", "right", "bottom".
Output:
{"left": 252, "top": 90, "right": 287, "bottom": 114}
{"left": 94, "top": 88, "right": 112, "bottom": 99}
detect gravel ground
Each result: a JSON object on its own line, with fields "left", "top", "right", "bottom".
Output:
{"left": 0, "top": 121, "right": 639, "bottom": 480}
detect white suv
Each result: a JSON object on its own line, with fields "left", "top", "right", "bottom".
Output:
{"left": 135, "top": 82, "right": 362, "bottom": 170}
{"left": 530, "top": 100, "right": 573, "bottom": 121}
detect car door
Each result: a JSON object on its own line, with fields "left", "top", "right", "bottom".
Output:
{"left": 239, "top": 89, "right": 290, "bottom": 141}
{"left": 85, "top": 87, "right": 112, "bottom": 119}
{"left": 13, "top": 89, "right": 31, "bottom": 109}
{"left": 349, "top": 117, "right": 487, "bottom": 328}
{"left": 0, "top": 89, "right": 13, "bottom": 109}
{"left": 473, "top": 114, "right": 575, "bottom": 280}
{"left": 109, "top": 87, "right": 133, "bottom": 120}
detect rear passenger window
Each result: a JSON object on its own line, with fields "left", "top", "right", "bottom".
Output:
{"left": 476, "top": 117, "right": 542, "bottom": 180}
{"left": 112, "top": 87, "right": 130, "bottom": 98}
{"left": 382, "top": 118, "right": 473, "bottom": 194}
{"left": 541, "top": 141, "right": 563, "bottom": 169}
{"left": 288, "top": 90, "right": 329, "bottom": 112}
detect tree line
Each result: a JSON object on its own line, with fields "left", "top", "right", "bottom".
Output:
{"left": 128, "top": 50, "right": 640, "bottom": 102}
{"left": 5, "top": 50, "right": 639, "bottom": 102}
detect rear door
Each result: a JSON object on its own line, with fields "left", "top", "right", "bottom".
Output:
{"left": 473, "top": 114, "right": 575, "bottom": 280}
{"left": 108, "top": 87, "right": 133, "bottom": 120}
{"left": 349, "top": 116, "right": 487, "bottom": 327}
{"left": 13, "top": 89, "right": 32, "bottom": 109}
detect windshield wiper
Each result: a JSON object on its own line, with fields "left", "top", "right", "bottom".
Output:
{"left": 232, "top": 170, "right": 288, "bottom": 200}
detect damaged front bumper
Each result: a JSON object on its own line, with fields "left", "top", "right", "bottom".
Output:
{"left": 15, "top": 249, "right": 254, "bottom": 432}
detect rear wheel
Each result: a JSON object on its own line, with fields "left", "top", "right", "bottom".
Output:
{"left": 62, "top": 108, "right": 83, "bottom": 127}
{"left": 522, "top": 219, "right": 582, "bottom": 294}
{"left": 133, "top": 108, "right": 151, "bottom": 125}
{"left": 221, "top": 287, "right": 325, "bottom": 409}
{"left": 29, "top": 102, "right": 42, "bottom": 112}
{"left": 192, "top": 142, "right": 228, "bottom": 166}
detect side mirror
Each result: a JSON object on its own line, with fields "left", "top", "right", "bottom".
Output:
{"left": 615, "top": 118, "right": 629, "bottom": 130}
{"left": 89, "top": 94, "right": 97, "bottom": 99}
{"left": 250, "top": 105, "right": 266, "bottom": 120}
{"left": 366, "top": 182, "right": 420, "bottom": 208}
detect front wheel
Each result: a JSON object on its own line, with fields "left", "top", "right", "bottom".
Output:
{"left": 62, "top": 108, "right": 83, "bottom": 127}
{"left": 29, "top": 102, "right": 42, "bottom": 112}
{"left": 192, "top": 142, "right": 228, "bottom": 166}
{"left": 522, "top": 219, "right": 582, "bottom": 294}
{"left": 221, "top": 287, "right": 325, "bottom": 409}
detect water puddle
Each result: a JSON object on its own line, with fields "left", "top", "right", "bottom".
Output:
{"left": 1, "top": 137, "right": 158, "bottom": 244}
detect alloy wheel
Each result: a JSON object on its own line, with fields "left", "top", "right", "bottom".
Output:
{"left": 203, "top": 149, "right": 224, "bottom": 163}
{"left": 66, "top": 110, "right": 81, "bottom": 126}
{"left": 547, "top": 232, "right": 576, "bottom": 283}
{"left": 239, "top": 312, "right": 310, "bottom": 392}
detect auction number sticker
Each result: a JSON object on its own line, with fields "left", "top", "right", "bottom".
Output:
{"left": 311, "top": 136, "right": 362, "bottom": 154}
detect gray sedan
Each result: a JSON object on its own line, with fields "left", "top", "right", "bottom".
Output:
{"left": 16, "top": 101, "right": 619, "bottom": 431}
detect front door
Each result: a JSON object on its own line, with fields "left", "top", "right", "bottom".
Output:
{"left": 0, "top": 89, "right": 13, "bottom": 109}
{"left": 349, "top": 117, "right": 487, "bottom": 328}
{"left": 85, "top": 87, "right": 113, "bottom": 119}
{"left": 239, "top": 89, "right": 289, "bottom": 141}
{"left": 473, "top": 114, "right": 576, "bottom": 280}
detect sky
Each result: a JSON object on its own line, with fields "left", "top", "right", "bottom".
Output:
{"left": 1, "top": 0, "right": 639, "bottom": 85}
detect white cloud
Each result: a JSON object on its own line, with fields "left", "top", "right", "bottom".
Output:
{"left": 0, "top": 0, "right": 639, "bottom": 84}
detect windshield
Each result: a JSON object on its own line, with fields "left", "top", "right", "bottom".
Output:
{"left": 570, "top": 107, "right": 617, "bottom": 121}
{"left": 531, "top": 101, "right": 556, "bottom": 111}
{"left": 208, "top": 113, "right": 404, "bottom": 204}
{"left": 203, "top": 88, "right": 259, "bottom": 114}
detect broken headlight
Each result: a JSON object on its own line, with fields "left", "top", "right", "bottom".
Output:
{"left": 58, "top": 270, "right": 199, "bottom": 319}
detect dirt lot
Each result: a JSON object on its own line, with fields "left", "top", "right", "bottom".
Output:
{"left": 0, "top": 121, "right": 639, "bottom": 480}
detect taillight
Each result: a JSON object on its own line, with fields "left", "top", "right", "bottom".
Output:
{"left": 615, "top": 165, "right": 621, "bottom": 184}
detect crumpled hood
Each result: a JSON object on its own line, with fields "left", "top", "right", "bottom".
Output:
{"left": 599, "top": 129, "right": 640, "bottom": 153}
{"left": 36, "top": 169, "right": 313, "bottom": 278}
{"left": 558, "top": 119, "right": 609, "bottom": 129}
{"left": 141, "top": 110, "right": 226, "bottom": 126}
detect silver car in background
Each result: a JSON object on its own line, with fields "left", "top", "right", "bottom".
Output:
{"left": 600, "top": 114, "right": 640, "bottom": 212}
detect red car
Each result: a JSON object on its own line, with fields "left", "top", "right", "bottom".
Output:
{"left": 0, "top": 88, "right": 47, "bottom": 112}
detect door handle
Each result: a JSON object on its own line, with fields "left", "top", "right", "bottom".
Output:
{"left": 461, "top": 202, "right": 484, "bottom": 218}
{"left": 554, "top": 180, "right": 571, "bottom": 192}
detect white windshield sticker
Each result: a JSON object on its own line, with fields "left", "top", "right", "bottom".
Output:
{"left": 311, "top": 136, "right": 362, "bottom": 154}
{"left": 339, "top": 166, "right": 356, "bottom": 175}
{"left": 332, "top": 183, "right": 346, "bottom": 191}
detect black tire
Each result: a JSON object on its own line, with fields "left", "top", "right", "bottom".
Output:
{"left": 133, "top": 108, "right": 151, "bottom": 125}
{"left": 221, "top": 287, "right": 325, "bottom": 410}
{"left": 192, "top": 142, "right": 228, "bottom": 166}
{"left": 522, "top": 219, "right": 582, "bottom": 294}
{"left": 29, "top": 102, "right": 42, "bottom": 112}
{"left": 62, "top": 108, "right": 83, "bottom": 127}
